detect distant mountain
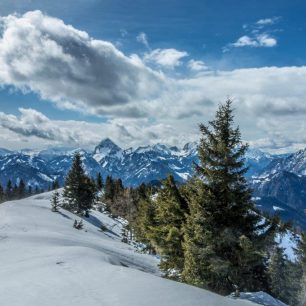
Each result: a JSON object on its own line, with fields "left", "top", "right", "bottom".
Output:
{"left": 0, "top": 139, "right": 272, "bottom": 188}
{"left": 2, "top": 139, "right": 306, "bottom": 229}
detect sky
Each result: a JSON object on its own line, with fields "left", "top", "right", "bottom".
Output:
{"left": 0, "top": 0, "right": 306, "bottom": 153}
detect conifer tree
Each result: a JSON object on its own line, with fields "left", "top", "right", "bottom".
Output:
{"left": 182, "top": 100, "right": 275, "bottom": 294}
{"left": 63, "top": 153, "right": 95, "bottom": 216}
{"left": 150, "top": 175, "right": 188, "bottom": 278}
{"left": 17, "top": 179, "right": 26, "bottom": 199}
{"left": 51, "top": 191, "right": 61, "bottom": 212}
{"left": 51, "top": 180, "right": 59, "bottom": 190}
{"left": 5, "top": 180, "right": 13, "bottom": 200}
{"left": 133, "top": 191, "right": 156, "bottom": 253}
{"left": 27, "top": 185, "right": 32, "bottom": 196}
{"left": 268, "top": 246, "right": 300, "bottom": 305}
{"left": 0, "top": 183, "right": 4, "bottom": 203}
{"left": 297, "top": 232, "right": 306, "bottom": 306}
{"left": 96, "top": 173, "right": 103, "bottom": 190}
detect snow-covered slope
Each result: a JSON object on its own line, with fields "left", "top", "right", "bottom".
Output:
{"left": 0, "top": 192, "right": 259, "bottom": 306}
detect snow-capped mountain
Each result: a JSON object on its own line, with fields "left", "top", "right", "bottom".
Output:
{"left": 1, "top": 139, "right": 306, "bottom": 228}
{"left": 0, "top": 138, "right": 272, "bottom": 189}
{"left": 250, "top": 148, "right": 306, "bottom": 230}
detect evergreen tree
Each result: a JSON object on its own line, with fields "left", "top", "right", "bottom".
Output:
{"left": 27, "top": 185, "right": 32, "bottom": 196}
{"left": 182, "top": 100, "right": 275, "bottom": 294}
{"left": 150, "top": 175, "right": 188, "bottom": 278}
{"left": 17, "top": 179, "right": 26, "bottom": 199}
{"left": 5, "top": 180, "right": 13, "bottom": 200}
{"left": 51, "top": 180, "right": 59, "bottom": 190}
{"left": 12, "top": 183, "right": 18, "bottom": 199}
{"left": 133, "top": 191, "right": 156, "bottom": 253}
{"left": 96, "top": 173, "right": 103, "bottom": 190}
{"left": 297, "top": 232, "right": 306, "bottom": 306}
{"left": 269, "top": 246, "right": 300, "bottom": 305}
{"left": 63, "top": 153, "right": 95, "bottom": 216}
{"left": 0, "top": 183, "right": 4, "bottom": 203}
{"left": 50, "top": 191, "right": 61, "bottom": 212}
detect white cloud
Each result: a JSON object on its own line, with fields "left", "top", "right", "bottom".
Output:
{"left": 230, "top": 34, "right": 276, "bottom": 48}
{"left": 257, "top": 34, "right": 277, "bottom": 47}
{"left": 0, "top": 11, "right": 163, "bottom": 118}
{"left": 187, "top": 60, "right": 208, "bottom": 71}
{"left": 144, "top": 48, "right": 188, "bottom": 68}
{"left": 226, "top": 16, "right": 279, "bottom": 50}
{"left": 256, "top": 17, "right": 280, "bottom": 26}
{"left": 136, "top": 32, "right": 149, "bottom": 48}
{"left": 0, "top": 11, "right": 305, "bottom": 153}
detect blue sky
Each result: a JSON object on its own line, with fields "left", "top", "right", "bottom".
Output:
{"left": 0, "top": 0, "right": 306, "bottom": 152}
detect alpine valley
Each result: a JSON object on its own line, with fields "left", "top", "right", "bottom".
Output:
{"left": 0, "top": 138, "right": 306, "bottom": 229}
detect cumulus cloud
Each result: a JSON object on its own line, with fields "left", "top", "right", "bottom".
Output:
{"left": 256, "top": 17, "right": 280, "bottom": 26}
{"left": 0, "top": 11, "right": 306, "bottom": 153}
{"left": 0, "top": 11, "right": 163, "bottom": 117}
{"left": 0, "top": 108, "right": 78, "bottom": 143}
{"left": 226, "top": 16, "right": 279, "bottom": 51}
{"left": 144, "top": 48, "right": 188, "bottom": 68}
{"left": 230, "top": 34, "right": 277, "bottom": 48}
{"left": 187, "top": 59, "right": 208, "bottom": 71}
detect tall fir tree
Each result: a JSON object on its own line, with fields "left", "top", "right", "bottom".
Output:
{"left": 182, "top": 100, "right": 275, "bottom": 294}
{"left": 269, "top": 246, "right": 301, "bottom": 305}
{"left": 17, "top": 179, "right": 26, "bottom": 199}
{"left": 0, "top": 183, "right": 4, "bottom": 203}
{"left": 297, "top": 232, "right": 306, "bottom": 306}
{"left": 96, "top": 173, "right": 103, "bottom": 190}
{"left": 63, "top": 153, "right": 96, "bottom": 216}
{"left": 5, "top": 180, "right": 13, "bottom": 200}
{"left": 150, "top": 175, "right": 188, "bottom": 278}
{"left": 51, "top": 191, "right": 61, "bottom": 212}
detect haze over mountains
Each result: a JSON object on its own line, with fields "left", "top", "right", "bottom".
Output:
{"left": 1, "top": 137, "right": 306, "bottom": 229}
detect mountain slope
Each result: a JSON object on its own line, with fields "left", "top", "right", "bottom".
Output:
{"left": 0, "top": 192, "right": 260, "bottom": 306}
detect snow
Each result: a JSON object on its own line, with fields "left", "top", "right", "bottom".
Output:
{"left": 276, "top": 231, "right": 299, "bottom": 261}
{"left": 0, "top": 191, "right": 259, "bottom": 306}
{"left": 233, "top": 292, "right": 287, "bottom": 306}
{"left": 272, "top": 206, "right": 284, "bottom": 212}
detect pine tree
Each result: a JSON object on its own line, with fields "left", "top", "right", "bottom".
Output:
{"left": 150, "top": 175, "right": 188, "bottom": 278}
{"left": 133, "top": 191, "right": 156, "bottom": 253}
{"left": 182, "top": 100, "right": 275, "bottom": 294}
{"left": 17, "top": 179, "right": 26, "bottom": 199}
{"left": 27, "top": 185, "right": 32, "bottom": 196}
{"left": 51, "top": 180, "right": 59, "bottom": 190}
{"left": 96, "top": 173, "right": 103, "bottom": 190}
{"left": 268, "top": 246, "right": 300, "bottom": 305}
{"left": 297, "top": 232, "right": 306, "bottom": 306}
{"left": 63, "top": 153, "right": 95, "bottom": 216}
{"left": 0, "top": 183, "right": 4, "bottom": 203}
{"left": 5, "top": 180, "right": 13, "bottom": 200}
{"left": 51, "top": 191, "right": 61, "bottom": 212}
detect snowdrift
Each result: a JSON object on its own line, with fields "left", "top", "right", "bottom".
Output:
{"left": 0, "top": 191, "right": 271, "bottom": 306}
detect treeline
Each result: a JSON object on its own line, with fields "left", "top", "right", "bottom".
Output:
{"left": 52, "top": 100, "right": 306, "bottom": 305}
{"left": 0, "top": 179, "right": 47, "bottom": 203}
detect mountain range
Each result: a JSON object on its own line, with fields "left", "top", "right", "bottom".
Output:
{"left": 1, "top": 138, "right": 306, "bottom": 229}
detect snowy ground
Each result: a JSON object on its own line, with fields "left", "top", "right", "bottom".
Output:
{"left": 0, "top": 191, "right": 280, "bottom": 306}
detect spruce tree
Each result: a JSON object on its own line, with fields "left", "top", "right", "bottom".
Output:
{"left": 0, "top": 183, "right": 4, "bottom": 203}
{"left": 297, "top": 232, "right": 306, "bottom": 306}
{"left": 150, "top": 175, "right": 188, "bottom": 278}
{"left": 182, "top": 100, "right": 274, "bottom": 294}
{"left": 51, "top": 191, "right": 61, "bottom": 212}
{"left": 96, "top": 173, "right": 103, "bottom": 190}
{"left": 268, "top": 246, "right": 300, "bottom": 305}
{"left": 5, "top": 180, "right": 13, "bottom": 200}
{"left": 17, "top": 179, "right": 26, "bottom": 199}
{"left": 63, "top": 153, "right": 95, "bottom": 216}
